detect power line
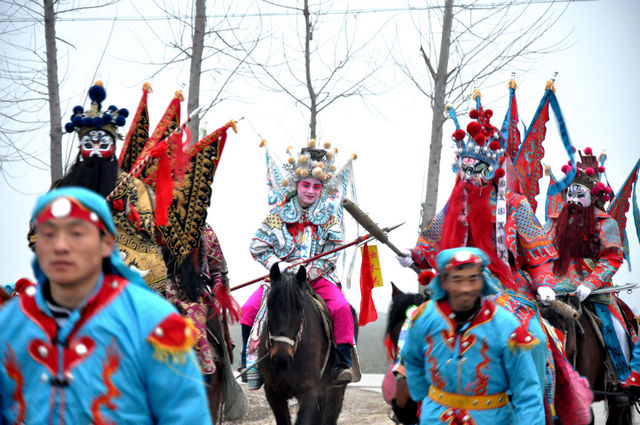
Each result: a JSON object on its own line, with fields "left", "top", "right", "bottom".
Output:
{"left": 0, "top": 0, "right": 599, "bottom": 24}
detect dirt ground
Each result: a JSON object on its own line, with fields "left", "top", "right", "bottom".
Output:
{"left": 224, "top": 383, "right": 392, "bottom": 424}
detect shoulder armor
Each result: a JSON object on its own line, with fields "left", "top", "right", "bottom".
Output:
{"left": 264, "top": 213, "right": 284, "bottom": 229}
{"left": 147, "top": 312, "right": 197, "bottom": 363}
{"left": 507, "top": 322, "right": 539, "bottom": 353}
{"left": 322, "top": 214, "right": 339, "bottom": 231}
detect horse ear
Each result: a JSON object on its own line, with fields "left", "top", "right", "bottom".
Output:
{"left": 391, "top": 282, "right": 404, "bottom": 298}
{"left": 295, "top": 266, "right": 307, "bottom": 284}
{"left": 270, "top": 262, "right": 281, "bottom": 283}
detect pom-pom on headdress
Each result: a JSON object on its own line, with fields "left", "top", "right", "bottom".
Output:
{"left": 560, "top": 147, "right": 613, "bottom": 208}
{"left": 280, "top": 139, "right": 356, "bottom": 195}
{"left": 64, "top": 80, "right": 129, "bottom": 140}
{"left": 448, "top": 98, "right": 507, "bottom": 180}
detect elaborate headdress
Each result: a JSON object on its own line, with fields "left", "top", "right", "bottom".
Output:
{"left": 278, "top": 139, "right": 356, "bottom": 195}
{"left": 448, "top": 90, "right": 507, "bottom": 181}
{"left": 64, "top": 81, "right": 129, "bottom": 141}
{"left": 559, "top": 147, "right": 612, "bottom": 209}
{"left": 262, "top": 138, "right": 357, "bottom": 206}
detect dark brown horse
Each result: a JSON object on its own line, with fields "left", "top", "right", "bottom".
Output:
{"left": 258, "top": 264, "right": 356, "bottom": 425}
{"left": 541, "top": 294, "right": 637, "bottom": 425}
{"left": 383, "top": 283, "right": 429, "bottom": 424}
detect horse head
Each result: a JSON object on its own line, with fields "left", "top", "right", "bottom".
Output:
{"left": 539, "top": 294, "right": 580, "bottom": 363}
{"left": 266, "top": 263, "right": 308, "bottom": 370}
{"left": 385, "top": 282, "right": 429, "bottom": 357}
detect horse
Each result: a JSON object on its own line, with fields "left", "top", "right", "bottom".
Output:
{"left": 382, "top": 282, "right": 429, "bottom": 424}
{"left": 541, "top": 294, "right": 637, "bottom": 425}
{"left": 257, "top": 264, "right": 357, "bottom": 425}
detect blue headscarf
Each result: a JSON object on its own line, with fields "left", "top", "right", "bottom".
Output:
{"left": 31, "top": 186, "right": 147, "bottom": 288}
{"left": 428, "top": 247, "right": 498, "bottom": 301}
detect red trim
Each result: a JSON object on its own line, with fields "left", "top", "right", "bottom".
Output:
{"left": 436, "top": 299, "right": 496, "bottom": 356}
{"left": 27, "top": 339, "right": 58, "bottom": 376}
{"left": 19, "top": 282, "right": 57, "bottom": 340}
{"left": 67, "top": 276, "right": 128, "bottom": 343}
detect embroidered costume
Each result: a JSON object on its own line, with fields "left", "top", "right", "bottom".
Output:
{"left": 0, "top": 187, "right": 210, "bottom": 425}
{"left": 243, "top": 139, "right": 357, "bottom": 386}
{"left": 544, "top": 147, "right": 639, "bottom": 381}
{"left": 401, "top": 248, "right": 544, "bottom": 425}
{"left": 400, "top": 98, "right": 557, "bottom": 392}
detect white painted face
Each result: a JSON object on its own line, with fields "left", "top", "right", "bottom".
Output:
{"left": 566, "top": 183, "right": 592, "bottom": 207}
{"left": 79, "top": 129, "right": 115, "bottom": 159}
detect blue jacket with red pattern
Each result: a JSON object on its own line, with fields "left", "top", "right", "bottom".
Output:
{"left": 0, "top": 274, "right": 211, "bottom": 425}
{"left": 401, "top": 298, "right": 544, "bottom": 425}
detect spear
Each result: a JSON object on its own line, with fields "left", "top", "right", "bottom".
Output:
{"left": 230, "top": 223, "right": 404, "bottom": 292}
{"left": 341, "top": 198, "right": 421, "bottom": 274}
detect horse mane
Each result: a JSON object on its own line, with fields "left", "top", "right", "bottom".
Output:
{"left": 267, "top": 270, "right": 305, "bottom": 312}
{"left": 385, "top": 291, "right": 427, "bottom": 342}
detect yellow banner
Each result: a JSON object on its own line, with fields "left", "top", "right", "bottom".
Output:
{"left": 360, "top": 244, "right": 383, "bottom": 287}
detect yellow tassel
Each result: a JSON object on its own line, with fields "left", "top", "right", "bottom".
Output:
{"left": 351, "top": 153, "right": 358, "bottom": 160}
{"left": 544, "top": 164, "right": 551, "bottom": 176}
{"left": 175, "top": 90, "right": 185, "bottom": 101}
{"left": 507, "top": 79, "right": 517, "bottom": 90}
{"left": 142, "top": 82, "right": 152, "bottom": 93}
{"left": 472, "top": 88, "right": 482, "bottom": 100}
{"left": 94, "top": 80, "right": 104, "bottom": 87}
{"left": 259, "top": 139, "right": 268, "bottom": 148}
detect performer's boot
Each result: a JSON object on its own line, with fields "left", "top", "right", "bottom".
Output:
{"left": 239, "top": 324, "right": 250, "bottom": 383}
{"left": 332, "top": 343, "right": 353, "bottom": 386}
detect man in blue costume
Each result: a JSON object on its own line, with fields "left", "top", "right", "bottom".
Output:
{"left": 0, "top": 187, "right": 211, "bottom": 425}
{"left": 401, "top": 247, "right": 544, "bottom": 425}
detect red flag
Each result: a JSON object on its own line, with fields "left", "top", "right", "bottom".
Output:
{"left": 359, "top": 243, "right": 378, "bottom": 326}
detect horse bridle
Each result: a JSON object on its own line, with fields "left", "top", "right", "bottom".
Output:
{"left": 267, "top": 314, "right": 305, "bottom": 356}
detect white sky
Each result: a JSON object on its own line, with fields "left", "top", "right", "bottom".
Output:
{"left": 1, "top": 0, "right": 639, "bottom": 314}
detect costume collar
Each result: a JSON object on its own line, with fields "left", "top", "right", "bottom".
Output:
{"left": 275, "top": 194, "right": 334, "bottom": 225}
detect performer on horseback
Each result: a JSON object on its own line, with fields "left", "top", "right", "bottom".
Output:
{"left": 0, "top": 187, "right": 211, "bottom": 424}
{"left": 401, "top": 247, "right": 544, "bottom": 425}
{"left": 46, "top": 81, "right": 245, "bottom": 420}
{"left": 544, "top": 147, "right": 637, "bottom": 381}
{"left": 245, "top": 139, "right": 356, "bottom": 387}
{"left": 395, "top": 100, "right": 557, "bottom": 396}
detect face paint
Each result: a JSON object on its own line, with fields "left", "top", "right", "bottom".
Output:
{"left": 566, "top": 183, "right": 592, "bottom": 207}
{"left": 79, "top": 130, "right": 115, "bottom": 159}
{"left": 459, "top": 157, "right": 491, "bottom": 186}
{"left": 297, "top": 178, "right": 322, "bottom": 207}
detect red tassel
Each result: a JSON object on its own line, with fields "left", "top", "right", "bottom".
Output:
{"left": 151, "top": 142, "right": 172, "bottom": 226}
{"left": 169, "top": 127, "right": 191, "bottom": 185}
{"left": 418, "top": 269, "right": 436, "bottom": 286}
{"left": 213, "top": 281, "right": 242, "bottom": 323}
{"left": 128, "top": 203, "right": 141, "bottom": 231}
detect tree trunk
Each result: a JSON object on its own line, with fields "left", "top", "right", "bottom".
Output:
{"left": 420, "top": 0, "right": 454, "bottom": 230}
{"left": 44, "top": 0, "right": 62, "bottom": 183}
{"left": 303, "top": 0, "right": 317, "bottom": 139}
{"left": 188, "top": 0, "right": 206, "bottom": 140}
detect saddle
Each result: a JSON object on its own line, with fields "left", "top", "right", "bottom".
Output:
{"left": 305, "top": 288, "right": 362, "bottom": 383}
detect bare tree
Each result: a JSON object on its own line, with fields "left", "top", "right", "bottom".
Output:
{"left": 393, "top": 0, "right": 570, "bottom": 229}
{"left": 244, "top": 0, "right": 385, "bottom": 139}
{"left": 130, "top": 0, "right": 260, "bottom": 137}
{"left": 0, "top": 0, "right": 119, "bottom": 185}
